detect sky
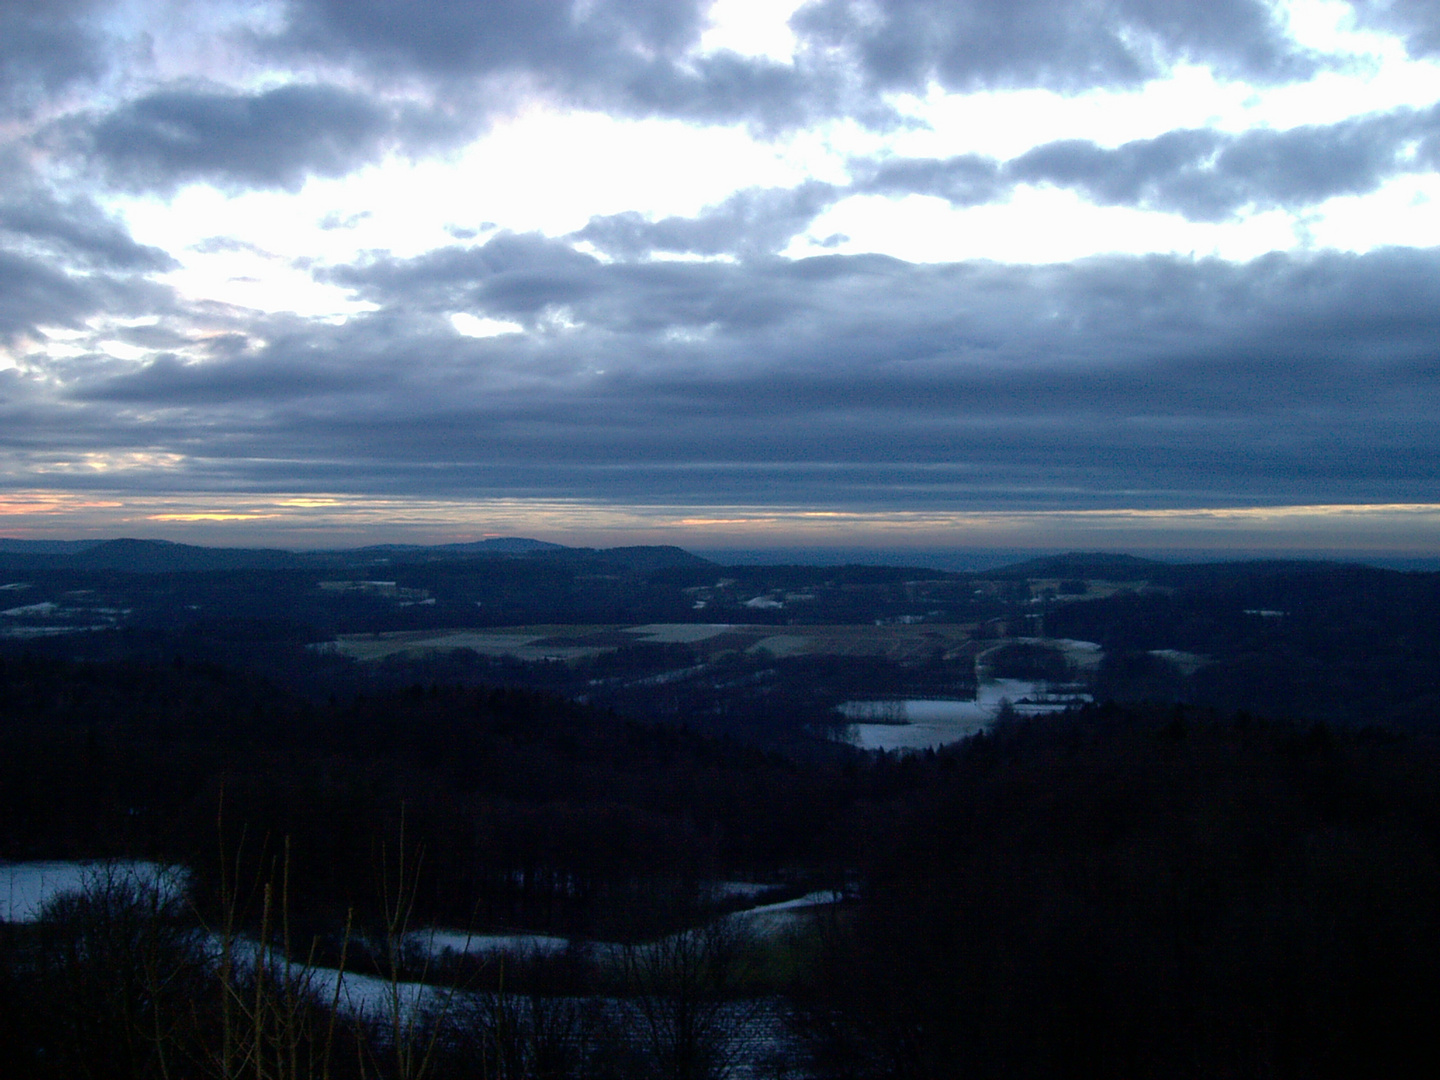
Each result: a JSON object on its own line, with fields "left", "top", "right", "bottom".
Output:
{"left": 1, "top": 0, "right": 1439, "bottom": 554}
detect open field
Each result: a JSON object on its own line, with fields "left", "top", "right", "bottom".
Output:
{"left": 327, "top": 622, "right": 980, "bottom": 663}
{"left": 325, "top": 626, "right": 616, "bottom": 661}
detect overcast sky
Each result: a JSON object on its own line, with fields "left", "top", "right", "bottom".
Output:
{"left": 2, "top": 0, "right": 1438, "bottom": 553}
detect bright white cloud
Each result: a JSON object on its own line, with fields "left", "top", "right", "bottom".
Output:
{"left": 85, "top": 0, "right": 1440, "bottom": 314}
{"left": 1304, "top": 173, "right": 1440, "bottom": 249}
{"left": 451, "top": 313, "right": 524, "bottom": 338}
{"left": 698, "top": 0, "right": 806, "bottom": 61}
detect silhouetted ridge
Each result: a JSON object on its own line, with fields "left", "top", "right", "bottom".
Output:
{"left": 70, "top": 538, "right": 302, "bottom": 572}
{"left": 0, "top": 536, "right": 712, "bottom": 573}
{"left": 989, "top": 552, "right": 1166, "bottom": 580}
{"left": 0, "top": 539, "right": 103, "bottom": 555}
{"left": 573, "top": 544, "right": 716, "bottom": 571}
{"left": 348, "top": 537, "right": 568, "bottom": 558}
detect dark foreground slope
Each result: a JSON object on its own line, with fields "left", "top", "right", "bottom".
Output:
{"left": 1042, "top": 559, "right": 1440, "bottom": 728}
{"left": 0, "top": 654, "right": 851, "bottom": 939}
{"left": 4, "top": 640, "right": 1440, "bottom": 1078}
{"left": 799, "top": 704, "right": 1440, "bottom": 1080}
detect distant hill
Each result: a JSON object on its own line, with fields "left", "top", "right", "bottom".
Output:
{"left": 346, "top": 537, "right": 568, "bottom": 560}
{"left": 0, "top": 539, "right": 104, "bottom": 555}
{"left": 566, "top": 545, "right": 715, "bottom": 572}
{"left": 985, "top": 551, "right": 1380, "bottom": 587}
{"left": 336, "top": 540, "right": 712, "bottom": 572}
{"left": 75, "top": 538, "right": 305, "bottom": 572}
{"left": 0, "top": 538, "right": 303, "bottom": 573}
{"left": 987, "top": 552, "right": 1167, "bottom": 581}
{"left": 0, "top": 536, "right": 712, "bottom": 574}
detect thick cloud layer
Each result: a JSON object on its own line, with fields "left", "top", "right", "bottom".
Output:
{"left": 84, "top": 83, "right": 408, "bottom": 193}
{"left": 1347, "top": 0, "right": 1440, "bottom": 58}
{"left": 277, "top": 0, "right": 710, "bottom": 80}
{"left": 0, "top": 158, "right": 174, "bottom": 341}
{"left": 575, "top": 182, "right": 842, "bottom": 258}
{"left": 793, "top": 0, "right": 1318, "bottom": 92}
{"left": 18, "top": 239, "right": 1432, "bottom": 510}
{"left": 258, "top": 0, "right": 1335, "bottom": 133}
{"left": 0, "top": 0, "right": 109, "bottom": 119}
{"left": 270, "top": 0, "right": 822, "bottom": 128}
{"left": 0, "top": 187, "right": 175, "bottom": 272}
{"left": 861, "top": 103, "right": 1440, "bottom": 221}
{"left": 9, "top": 1, "right": 1419, "bottom": 203}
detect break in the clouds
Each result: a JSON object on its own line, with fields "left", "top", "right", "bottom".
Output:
{"left": 2, "top": 0, "right": 1439, "bottom": 550}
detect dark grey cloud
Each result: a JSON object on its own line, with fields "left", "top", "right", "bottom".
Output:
{"left": 857, "top": 154, "right": 1006, "bottom": 206}
{"left": 1347, "top": 0, "right": 1440, "bottom": 58}
{"left": 82, "top": 82, "right": 425, "bottom": 193}
{"left": 0, "top": 248, "right": 170, "bottom": 343}
{"left": 792, "top": 0, "right": 1322, "bottom": 94}
{"left": 0, "top": 0, "right": 108, "bottom": 118}
{"left": 1019, "top": 106, "right": 1440, "bottom": 218}
{"left": 278, "top": 0, "right": 707, "bottom": 81}
{"left": 0, "top": 168, "right": 175, "bottom": 341}
{"left": 325, "top": 232, "right": 606, "bottom": 320}
{"left": 0, "top": 249, "right": 106, "bottom": 341}
{"left": 29, "top": 237, "right": 1439, "bottom": 510}
{"left": 857, "top": 102, "right": 1440, "bottom": 221}
{"left": 574, "top": 181, "right": 840, "bottom": 259}
{"left": 614, "top": 48, "right": 845, "bottom": 130}
{"left": 263, "top": 0, "right": 1335, "bottom": 130}
{"left": 269, "top": 0, "right": 827, "bottom": 129}
{"left": 0, "top": 188, "right": 176, "bottom": 270}
{"left": 76, "top": 350, "right": 384, "bottom": 404}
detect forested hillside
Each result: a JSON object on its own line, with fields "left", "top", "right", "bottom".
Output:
{"left": 4, "top": 547, "right": 1440, "bottom": 1077}
{"left": 3, "top": 649, "right": 1439, "bottom": 1078}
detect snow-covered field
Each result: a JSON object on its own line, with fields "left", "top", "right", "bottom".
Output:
{"left": 628, "top": 623, "right": 736, "bottom": 643}
{"left": 0, "top": 861, "right": 187, "bottom": 922}
{"left": 412, "top": 929, "right": 574, "bottom": 957}
{"left": 726, "top": 890, "right": 842, "bottom": 934}
{"left": 842, "top": 675, "right": 1093, "bottom": 752}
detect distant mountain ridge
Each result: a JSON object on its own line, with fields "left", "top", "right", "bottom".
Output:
{"left": 0, "top": 539, "right": 1392, "bottom": 581}
{"left": 347, "top": 537, "right": 568, "bottom": 557}
{"left": 0, "top": 536, "right": 713, "bottom": 574}
{"left": 0, "top": 539, "right": 106, "bottom": 555}
{"left": 981, "top": 551, "right": 1392, "bottom": 585}
{"left": 985, "top": 552, "right": 1167, "bottom": 581}
{"left": 1, "top": 538, "right": 301, "bottom": 573}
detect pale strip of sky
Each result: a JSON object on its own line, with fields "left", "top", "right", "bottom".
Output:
{"left": 787, "top": 191, "right": 1309, "bottom": 263}
{"left": 697, "top": 0, "right": 806, "bottom": 61}
{"left": 2, "top": 491, "right": 1438, "bottom": 553}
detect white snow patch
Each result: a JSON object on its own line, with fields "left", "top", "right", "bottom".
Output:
{"left": 1, "top": 861, "right": 188, "bottom": 922}
{"left": 411, "top": 929, "right": 573, "bottom": 957}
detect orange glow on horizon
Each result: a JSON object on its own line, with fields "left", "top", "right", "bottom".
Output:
{"left": 0, "top": 491, "right": 1436, "bottom": 551}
